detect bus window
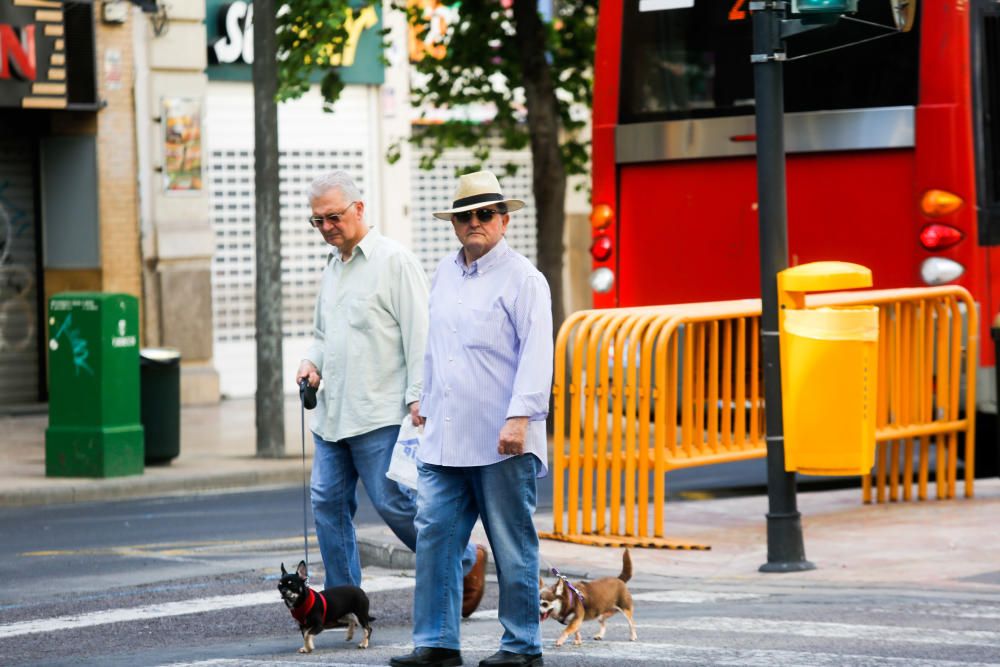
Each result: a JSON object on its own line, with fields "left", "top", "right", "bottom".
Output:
{"left": 975, "top": 8, "right": 1000, "bottom": 243}
{"left": 620, "top": 0, "right": 919, "bottom": 124}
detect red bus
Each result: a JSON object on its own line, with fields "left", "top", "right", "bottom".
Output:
{"left": 589, "top": 0, "right": 1000, "bottom": 475}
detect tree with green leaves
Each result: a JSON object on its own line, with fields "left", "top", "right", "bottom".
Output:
{"left": 276, "top": 0, "right": 597, "bottom": 328}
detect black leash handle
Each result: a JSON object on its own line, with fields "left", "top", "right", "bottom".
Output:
{"left": 299, "top": 377, "right": 317, "bottom": 410}
{"left": 298, "top": 378, "right": 317, "bottom": 571}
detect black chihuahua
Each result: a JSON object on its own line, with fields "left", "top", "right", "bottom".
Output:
{"left": 277, "top": 561, "right": 374, "bottom": 652}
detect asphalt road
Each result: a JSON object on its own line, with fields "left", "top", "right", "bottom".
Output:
{"left": 2, "top": 479, "right": 999, "bottom": 667}
{"left": 3, "top": 561, "right": 999, "bottom": 667}
{"left": 0, "top": 457, "right": 863, "bottom": 602}
{"left": 0, "top": 458, "right": 859, "bottom": 600}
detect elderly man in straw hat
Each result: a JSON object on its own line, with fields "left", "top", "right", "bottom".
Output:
{"left": 390, "top": 171, "right": 553, "bottom": 667}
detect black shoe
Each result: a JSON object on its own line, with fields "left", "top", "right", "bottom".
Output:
{"left": 478, "top": 650, "right": 543, "bottom": 667}
{"left": 390, "top": 646, "right": 463, "bottom": 667}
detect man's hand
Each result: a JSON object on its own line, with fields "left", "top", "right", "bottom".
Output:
{"left": 296, "top": 360, "right": 321, "bottom": 389}
{"left": 408, "top": 401, "right": 424, "bottom": 427}
{"left": 498, "top": 417, "right": 529, "bottom": 456}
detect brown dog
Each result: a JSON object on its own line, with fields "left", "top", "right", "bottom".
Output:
{"left": 538, "top": 549, "right": 637, "bottom": 647}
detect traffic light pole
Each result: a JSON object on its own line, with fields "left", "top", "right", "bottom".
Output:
{"left": 751, "top": 0, "right": 815, "bottom": 573}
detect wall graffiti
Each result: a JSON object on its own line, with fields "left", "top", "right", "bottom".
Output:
{"left": 49, "top": 312, "right": 93, "bottom": 376}
{"left": 0, "top": 181, "right": 36, "bottom": 354}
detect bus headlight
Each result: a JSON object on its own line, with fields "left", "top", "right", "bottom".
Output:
{"left": 590, "top": 267, "right": 615, "bottom": 293}
{"left": 920, "top": 257, "right": 964, "bottom": 285}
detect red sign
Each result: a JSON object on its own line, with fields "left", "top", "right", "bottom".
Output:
{"left": 0, "top": 0, "right": 97, "bottom": 109}
{"left": 0, "top": 23, "right": 37, "bottom": 81}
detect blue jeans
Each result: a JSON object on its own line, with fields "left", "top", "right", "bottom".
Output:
{"left": 413, "top": 454, "right": 541, "bottom": 654}
{"left": 311, "top": 425, "right": 478, "bottom": 589}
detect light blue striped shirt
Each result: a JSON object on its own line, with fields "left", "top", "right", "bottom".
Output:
{"left": 418, "top": 238, "right": 553, "bottom": 476}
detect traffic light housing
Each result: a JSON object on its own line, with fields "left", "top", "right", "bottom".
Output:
{"left": 791, "top": 0, "right": 858, "bottom": 13}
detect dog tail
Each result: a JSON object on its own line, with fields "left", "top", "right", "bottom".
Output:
{"left": 618, "top": 548, "right": 632, "bottom": 583}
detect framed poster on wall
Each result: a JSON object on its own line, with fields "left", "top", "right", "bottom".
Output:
{"left": 162, "top": 97, "right": 203, "bottom": 193}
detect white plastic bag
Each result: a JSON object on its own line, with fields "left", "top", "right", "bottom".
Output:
{"left": 386, "top": 416, "right": 420, "bottom": 490}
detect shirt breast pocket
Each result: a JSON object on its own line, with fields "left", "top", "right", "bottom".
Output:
{"left": 347, "top": 296, "right": 380, "bottom": 331}
{"left": 463, "top": 308, "right": 506, "bottom": 350}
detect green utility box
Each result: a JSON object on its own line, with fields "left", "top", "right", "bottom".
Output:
{"left": 45, "top": 293, "right": 145, "bottom": 477}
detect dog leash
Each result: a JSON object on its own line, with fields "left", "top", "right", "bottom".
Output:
{"left": 549, "top": 565, "right": 586, "bottom": 625}
{"left": 298, "top": 379, "right": 318, "bottom": 572}
{"left": 550, "top": 566, "right": 586, "bottom": 600}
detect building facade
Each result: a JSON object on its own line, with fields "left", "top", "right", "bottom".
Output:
{"left": 0, "top": 0, "right": 143, "bottom": 410}
{"left": 0, "top": 0, "right": 585, "bottom": 408}
{"left": 201, "top": 1, "right": 546, "bottom": 397}
{"left": 133, "top": 0, "right": 220, "bottom": 404}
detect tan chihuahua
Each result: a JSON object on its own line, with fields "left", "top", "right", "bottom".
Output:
{"left": 538, "top": 549, "right": 637, "bottom": 647}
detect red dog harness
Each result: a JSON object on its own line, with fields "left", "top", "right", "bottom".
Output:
{"left": 290, "top": 588, "right": 327, "bottom": 626}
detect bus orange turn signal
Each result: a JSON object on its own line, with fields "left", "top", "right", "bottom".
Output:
{"left": 920, "top": 190, "right": 964, "bottom": 217}
{"left": 590, "top": 203, "right": 614, "bottom": 230}
{"left": 919, "top": 223, "right": 964, "bottom": 250}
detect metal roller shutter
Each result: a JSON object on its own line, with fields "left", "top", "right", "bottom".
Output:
{"left": 0, "top": 137, "right": 41, "bottom": 407}
{"left": 206, "top": 83, "right": 377, "bottom": 397}
{"left": 410, "top": 144, "right": 537, "bottom": 276}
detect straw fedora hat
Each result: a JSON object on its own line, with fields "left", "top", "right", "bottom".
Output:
{"left": 432, "top": 170, "right": 525, "bottom": 220}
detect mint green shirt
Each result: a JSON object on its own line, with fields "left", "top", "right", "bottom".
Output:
{"left": 304, "top": 227, "right": 429, "bottom": 442}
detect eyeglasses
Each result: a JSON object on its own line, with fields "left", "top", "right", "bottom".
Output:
{"left": 309, "top": 201, "right": 357, "bottom": 228}
{"left": 453, "top": 208, "right": 501, "bottom": 224}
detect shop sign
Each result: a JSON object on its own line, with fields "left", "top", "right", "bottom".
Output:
{"left": 205, "top": 0, "right": 384, "bottom": 85}
{"left": 407, "top": 0, "right": 456, "bottom": 62}
{"left": 407, "top": 0, "right": 552, "bottom": 62}
{"left": 0, "top": 0, "right": 68, "bottom": 109}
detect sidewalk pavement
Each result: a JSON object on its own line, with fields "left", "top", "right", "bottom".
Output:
{"left": 3, "top": 396, "right": 999, "bottom": 592}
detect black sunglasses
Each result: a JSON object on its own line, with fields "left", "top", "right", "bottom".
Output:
{"left": 453, "top": 208, "right": 501, "bottom": 224}
{"left": 309, "top": 201, "right": 357, "bottom": 228}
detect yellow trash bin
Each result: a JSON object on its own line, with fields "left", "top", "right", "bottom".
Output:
{"left": 781, "top": 305, "right": 878, "bottom": 476}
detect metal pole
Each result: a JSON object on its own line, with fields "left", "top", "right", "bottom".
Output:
{"left": 751, "top": 0, "right": 814, "bottom": 572}
{"left": 253, "top": 0, "right": 285, "bottom": 458}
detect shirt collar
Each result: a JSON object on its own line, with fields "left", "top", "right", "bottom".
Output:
{"left": 328, "top": 226, "right": 377, "bottom": 265}
{"left": 454, "top": 237, "right": 509, "bottom": 276}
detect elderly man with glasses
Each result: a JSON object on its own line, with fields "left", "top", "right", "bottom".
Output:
{"left": 391, "top": 171, "right": 553, "bottom": 667}
{"left": 295, "top": 171, "right": 486, "bottom": 611}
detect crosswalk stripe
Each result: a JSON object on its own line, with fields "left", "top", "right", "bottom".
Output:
{"left": 157, "top": 662, "right": 370, "bottom": 667}
{"left": 427, "top": 635, "right": 1000, "bottom": 667}
{"left": 154, "top": 649, "right": 1000, "bottom": 667}
{"left": 639, "top": 617, "right": 1000, "bottom": 647}
{"left": 632, "top": 590, "right": 764, "bottom": 603}
{"left": 550, "top": 642, "right": 1000, "bottom": 667}
{"left": 111, "top": 615, "right": 1000, "bottom": 667}
{"left": 0, "top": 575, "right": 414, "bottom": 640}
{"left": 846, "top": 602, "right": 1000, "bottom": 620}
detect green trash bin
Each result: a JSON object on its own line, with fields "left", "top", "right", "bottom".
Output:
{"left": 141, "top": 348, "right": 181, "bottom": 464}
{"left": 45, "top": 293, "right": 144, "bottom": 478}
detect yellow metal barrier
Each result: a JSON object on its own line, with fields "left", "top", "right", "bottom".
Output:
{"left": 810, "top": 288, "right": 977, "bottom": 504}
{"left": 541, "top": 286, "right": 977, "bottom": 549}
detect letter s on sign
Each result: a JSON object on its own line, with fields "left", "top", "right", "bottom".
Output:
{"left": 241, "top": 3, "right": 254, "bottom": 64}
{"left": 212, "top": 1, "right": 247, "bottom": 64}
